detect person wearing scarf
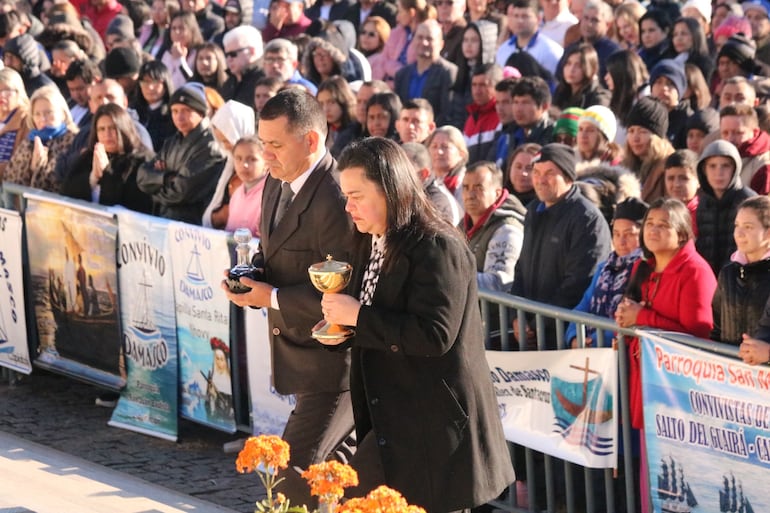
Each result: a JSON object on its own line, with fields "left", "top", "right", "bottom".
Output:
{"left": 461, "top": 161, "right": 526, "bottom": 292}
{"left": 565, "top": 197, "right": 648, "bottom": 348}
{"left": 4, "top": 85, "right": 78, "bottom": 193}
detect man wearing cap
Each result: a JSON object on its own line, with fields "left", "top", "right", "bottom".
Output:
{"left": 213, "top": 0, "right": 244, "bottom": 47}
{"left": 718, "top": 34, "right": 764, "bottom": 85}
{"left": 221, "top": 25, "right": 265, "bottom": 105}
{"left": 262, "top": 0, "right": 313, "bottom": 43}
{"left": 3, "top": 33, "right": 54, "bottom": 95}
{"left": 103, "top": 46, "right": 142, "bottom": 109}
{"left": 649, "top": 59, "right": 692, "bottom": 148}
{"left": 137, "top": 82, "right": 226, "bottom": 223}
{"left": 744, "top": 0, "right": 770, "bottom": 65}
{"left": 462, "top": 160, "right": 525, "bottom": 292}
{"left": 221, "top": 89, "right": 355, "bottom": 508}
{"left": 511, "top": 142, "right": 611, "bottom": 351}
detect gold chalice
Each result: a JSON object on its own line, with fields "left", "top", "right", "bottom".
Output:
{"left": 308, "top": 255, "right": 354, "bottom": 341}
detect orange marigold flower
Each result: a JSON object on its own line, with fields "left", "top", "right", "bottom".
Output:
{"left": 365, "top": 485, "right": 410, "bottom": 513}
{"left": 235, "top": 435, "right": 290, "bottom": 474}
{"left": 337, "top": 497, "right": 371, "bottom": 513}
{"left": 301, "top": 461, "right": 359, "bottom": 501}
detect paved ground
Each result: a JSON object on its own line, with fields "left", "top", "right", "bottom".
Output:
{"left": 0, "top": 369, "right": 264, "bottom": 513}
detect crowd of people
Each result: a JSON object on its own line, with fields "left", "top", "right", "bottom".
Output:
{"left": 4, "top": 0, "right": 770, "bottom": 509}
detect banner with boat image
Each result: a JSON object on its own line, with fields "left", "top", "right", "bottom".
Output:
{"left": 108, "top": 209, "right": 178, "bottom": 441}
{"left": 24, "top": 195, "right": 124, "bottom": 389}
{"left": 168, "top": 222, "right": 235, "bottom": 433}
{"left": 0, "top": 208, "right": 31, "bottom": 374}
{"left": 641, "top": 332, "right": 770, "bottom": 513}
{"left": 485, "top": 348, "right": 618, "bottom": 468}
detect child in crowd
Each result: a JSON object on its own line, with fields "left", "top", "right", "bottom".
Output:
{"left": 695, "top": 140, "right": 756, "bottom": 276}
{"left": 684, "top": 110, "right": 719, "bottom": 156}
{"left": 225, "top": 136, "right": 267, "bottom": 237}
{"left": 664, "top": 150, "right": 700, "bottom": 237}
{"left": 712, "top": 196, "right": 770, "bottom": 346}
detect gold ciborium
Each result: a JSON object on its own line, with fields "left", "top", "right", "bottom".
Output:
{"left": 308, "top": 255, "right": 354, "bottom": 341}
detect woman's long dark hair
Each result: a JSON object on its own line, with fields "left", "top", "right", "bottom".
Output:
{"left": 192, "top": 42, "right": 227, "bottom": 91}
{"left": 135, "top": 60, "right": 173, "bottom": 120}
{"left": 364, "top": 92, "right": 402, "bottom": 139}
{"left": 88, "top": 103, "right": 143, "bottom": 155}
{"left": 337, "top": 137, "right": 455, "bottom": 273}
{"left": 607, "top": 50, "right": 648, "bottom": 127}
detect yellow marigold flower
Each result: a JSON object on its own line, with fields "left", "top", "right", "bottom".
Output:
{"left": 276, "top": 493, "right": 286, "bottom": 505}
{"left": 235, "top": 435, "right": 290, "bottom": 474}
{"left": 301, "top": 461, "right": 359, "bottom": 501}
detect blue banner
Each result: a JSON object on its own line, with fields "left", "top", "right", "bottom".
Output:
{"left": 109, "top": 209, "right": 179, "bottom": 441}
{"left": 641, "top": 332, "right": 770, "bottom": 513}
{"left": 169, "top": 222, "right": 235, "bottom": 433}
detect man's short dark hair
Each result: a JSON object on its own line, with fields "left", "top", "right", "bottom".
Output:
{"left": 495, "top": 77, "right": 518, "bottom": 95}
{"left": 64, "top": 59, "right": 103, "bottom": 83}
{"left": 401, "top": 98, "right": 434, "bottom": 120}
{"left": 259, "top": 88, "right": 328, "bottom": 137}
{"left": 512, "top": 76, "right": 551, "bottom": 108}
{"left": 466, "top": 160, "right": 503, "bottom": 188}
{"left": 508, "top": 0, "right": 538, "bottom": 13}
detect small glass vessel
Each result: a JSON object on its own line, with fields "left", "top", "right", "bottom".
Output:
{"left": 227, "top": 228, "right": 264, "bottom": 294}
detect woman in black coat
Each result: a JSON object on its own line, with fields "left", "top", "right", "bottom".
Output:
{"left": 319, "top": 137, "right": 514, "bottom": 513}
{"left": 60, "top": 103, "right": 154, "bottom": 214}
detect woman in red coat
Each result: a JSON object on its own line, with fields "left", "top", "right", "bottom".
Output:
{"left": 615, "top": 197, "right": 717, "bottom": 513}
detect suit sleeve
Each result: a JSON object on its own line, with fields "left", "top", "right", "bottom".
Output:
{"left": 354, "top": 235, "right": 472, "bottom": 357}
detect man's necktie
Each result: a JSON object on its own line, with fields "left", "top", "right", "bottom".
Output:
{"left": 271, "top": 181, "right": 294, "bottom": 232}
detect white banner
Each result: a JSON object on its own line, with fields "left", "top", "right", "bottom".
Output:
{"left": 168, "top": 222, "right": 235, "bottom": 433}
{"left": 486, "top": 348, "right": 618, "bottom": 468}
{"left": 0, "top": 209, "right": 31, "bottom": 373}
{"left": 109, "top": 209, "right": 179, "bottom": 441}
{"left": 244, "top": 307, "right": 293, "bottom": 435}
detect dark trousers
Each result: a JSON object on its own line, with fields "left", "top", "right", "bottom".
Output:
{"left": 275, "top": 390, "right": 355, "bottom": 508}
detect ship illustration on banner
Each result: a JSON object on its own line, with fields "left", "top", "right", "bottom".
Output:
{"left": 656, "top": 456, "right": 698, "bottom": 513}
{"left": 124, "top": 269, "right": 168, "bottom": 370}
{"left": 186, "top": 245, "right": 206, "bottom": 284}
{"left": 719, "top": 472, "right": 754, "bottom": 513}
{"left": 551, "top": 356, "right": 614, "bottom": 455}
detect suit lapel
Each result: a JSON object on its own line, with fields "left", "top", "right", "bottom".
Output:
{"left": 260, "top": 176, "right": 281, "bottom": 250}
{"left": 263, "top": 154, "right": 331, "bottom": 260}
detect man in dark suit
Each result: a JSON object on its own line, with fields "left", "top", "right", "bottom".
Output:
{"left": 394, "top": 19, "right": 457, "bottom": 126}
{"left": 222, "top": 89, "right": 355, "bottom": 507}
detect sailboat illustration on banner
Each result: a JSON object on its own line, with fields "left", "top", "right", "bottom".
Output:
{"left": 551, "top": 357, "right": 614, "bottom": 454}
{"left": 655, "top": 456, "right": 698, "bottom": 513}
{"left": 124, "top": 267, "right": 168, "bottom": 370}
{"left": 719, "top": 472, "right": 753, "bottom": 513}
{"left": 186, "top": 244, "right": 206, "bottom": 284}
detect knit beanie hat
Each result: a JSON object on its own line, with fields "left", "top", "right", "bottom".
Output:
{"left": 170, "top": 82, "right": 208, "bottom": 116}
{"left": 719, "top": 34, "right": 757, "bottom": 74}
{"left": 106, "top": 14, "right": 135, "bottom": 40}
{"left": 554, "top": 107, "right": 584, "bottom": 138}
{"left": 649, "top": 59, "right": 687, "bottom": 99}
{"left": 580, "top": 105, "right": 617, "bottom": 143}
{"left": 104, "top": 47, "right": 141, "bottom": 78}
{"left": 626, "top": 97, "right": 669, "bottom": 139}
{"left": 613, "top": 197, "right": 648, "bottom": 225}
{"left": 682, "top": 0, "right": 712, "bottom": 22}
{"left": 685, "top": 109, "right": 719, "bottom": 135}
{"left": 533, "top": 143, "right": 577, "bottom": 181}
{"left": 4, "top": 34, "right": 39, "bottom": 68}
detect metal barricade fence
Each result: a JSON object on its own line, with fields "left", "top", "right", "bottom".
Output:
{"left": 477, "top": 289, "right": 743, "bottom": 513}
